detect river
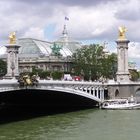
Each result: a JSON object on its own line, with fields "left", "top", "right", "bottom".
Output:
{"left": 0, "top": 108, "right": 140, "bottom": 140}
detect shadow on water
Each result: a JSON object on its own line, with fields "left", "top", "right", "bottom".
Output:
{"left": 0, "top": 104, "right": 96, "bottom": 124}
{"left": 0, "top": 89, "right": 98, "bottom": 124}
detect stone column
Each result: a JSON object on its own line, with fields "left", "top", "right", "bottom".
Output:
{"left": 92, "top": 88, "right": 95, "bottom": 96}
{"left": 116, "top": 39, "right": 130, "bottom": 82}
{"left": 5, "top": 44, "right": 21, "bottom": 78}
{"left": 101, "top": 89, "right": 104, "bottom": 101}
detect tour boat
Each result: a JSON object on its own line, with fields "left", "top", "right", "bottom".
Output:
{"left": 101, "top": 97, "right": 140, "bottom": 110}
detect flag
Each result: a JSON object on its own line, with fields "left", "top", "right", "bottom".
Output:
{"left": 65, "top": 16, "right": 69, "bottom": 20}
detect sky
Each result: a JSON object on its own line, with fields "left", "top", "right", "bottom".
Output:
{"left": 0, "top": 0, "right": 140, "bottom": 68}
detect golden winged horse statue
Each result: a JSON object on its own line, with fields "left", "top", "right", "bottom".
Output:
{"left": 9, "top": 32, "right": 16, "bottom": 44}
{"left": 118, "top": 26, "right": 127, "bottom": 40}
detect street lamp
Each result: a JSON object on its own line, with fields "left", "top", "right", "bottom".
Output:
{"left": 89, "top": 70, "right": 91, "bottom": 82}
{"left": 112, "top": 63, "right": 117, "bottom": 81}
{"left": 71, "top": 68, "right": 75, "bottom": 76}
{"left": 80, "top": 69, "right": 84, "bottom": 81}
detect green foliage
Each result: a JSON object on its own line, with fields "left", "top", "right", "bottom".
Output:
{"left": 39, "top": 71, "right": 50, "bottom": 79}
{"left": 30, "top": 67, "right": 63, "bottom": 80}
{"left": 101, "top": 53, "right": 117, "bottom": 79}
{"left": 0, "top": 59, "right": 7, "bottom": 77}
{"left": 129, "top": 70, "right": 139, "bottom": 81}
{"left": 51, "top": 71, "right": 63, "bottom": 80}
{"left": 72, "top": 44, "right": 117, "bottom": 81}
{"left": 31, "top": 67, "right": 50, "bottom": 79}
{"left": 32, "top": 67, "right": 43, "bottom": 75}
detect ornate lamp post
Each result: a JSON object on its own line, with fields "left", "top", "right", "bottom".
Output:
{"left": 80, "top": 69, "right": 84, "bottom": 81}
{"left": 71, "top": 68, "right": 75, "bottom": 80}
{"left": 71, "top": 68, "right": 75, "bottom": 75}
{"left": 89, "top": 70, "right": 91, "bottom": 82}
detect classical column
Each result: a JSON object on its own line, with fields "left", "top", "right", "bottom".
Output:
{"left": 116, "top": 26, "right": 130, "bottom": 82}
{"left": 92, "top": 88, "right": 95, "bottom": 96}
{"left": 96, "top": 88, "right": 99, "bottom": 98}
{"left": 101, "top": 89, "right": 104, "bottom": 101}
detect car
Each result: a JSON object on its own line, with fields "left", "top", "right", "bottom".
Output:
{"left": 73, "top": 76, "right": 81, "bottom": 81}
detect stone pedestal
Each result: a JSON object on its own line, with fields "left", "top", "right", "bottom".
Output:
{"left": 5, "top": 44, "right": 20, "bottom": 78}
{"left": 116, "top": 39, "right": 130, "bottom": 82}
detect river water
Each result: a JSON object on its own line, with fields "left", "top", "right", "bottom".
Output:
{"left": 0, "top": 109, "right": 140, "bottom": 140}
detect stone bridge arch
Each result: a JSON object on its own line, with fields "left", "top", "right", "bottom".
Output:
{"left": 134, "top": 87, "right": 140, "bottom": 102}
{"left": 0, "top": 80, "right": 107, "bottom": 108}
{"left": 0, "top": 88, "right": 101, "bottom": 108}
{"left": 135, "top": 88, "right": 140, "bottom": 95}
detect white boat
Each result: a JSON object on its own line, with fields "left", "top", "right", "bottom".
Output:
{"left": 101, "top": 97, "right": 140, "bottom": 110}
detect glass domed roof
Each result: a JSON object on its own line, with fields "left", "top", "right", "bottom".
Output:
{"left": 55, "top": 25, "right": 81, "bottom": 54}
{"left": 0, "top": 25, "right": 82, "bottom": 60}
{"left": 18, "top": 26, "right": 81, "bottom": 58}
{"left": 18, "top": 38, "right": 52, "bottom": 56}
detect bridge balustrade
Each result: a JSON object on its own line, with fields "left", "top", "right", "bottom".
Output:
{"left": 0, "top": 80, "right": 106, "bottom": 103}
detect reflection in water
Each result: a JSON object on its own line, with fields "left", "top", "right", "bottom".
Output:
{"left": 0, "top": 109, "right": 140, "bottom": 140}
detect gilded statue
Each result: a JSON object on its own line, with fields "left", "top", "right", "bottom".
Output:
{"left": 118, "top": 26, "right": 127, "bottom": 40}
{"left": 9, "top": 32, "right": 16, "bottom": 44}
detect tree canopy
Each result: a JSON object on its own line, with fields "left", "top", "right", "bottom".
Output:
{"left": 72, "top": 44, "right": 117, "bottom": 81}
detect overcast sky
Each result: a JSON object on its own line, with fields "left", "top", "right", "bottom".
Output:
{"left": 0, "top": 0, "right": 140, "bottom": 68}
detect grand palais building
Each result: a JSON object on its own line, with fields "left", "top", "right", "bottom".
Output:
{"left": 0, "top": 25, "right": 82, "bottom": 73}
{"left": 0, "top": 25, "right": 136, "bottom": 75}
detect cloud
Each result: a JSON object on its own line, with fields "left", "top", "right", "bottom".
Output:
{"left": 53, "top": 4, "right": 118, "bottom": 40}
{"left": 128, "top": 42, "right": 140, "bottom": 58}
{"left": 0, "top": 0, "right": 139, "bottom": 43}
{"left": 23, "top": 27, "right": 45, "bottom": 39}
{"left": 10, "top": 0, "right": 118, "bottom": 7}
{"left": 0, "top": 0, "right": 140, "bottom": 68}
{"left": 115, "top": 0, "right": 140, "bottom": 21}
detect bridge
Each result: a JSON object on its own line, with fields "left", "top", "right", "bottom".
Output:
{"left": 0, "top": 79, "right": 108, "bottom": 108}
{"left": 1, "top": 79, "right": 140, "bottom": 108}
{"left": 1, "top": 28, "right": 140, "bottom": 108}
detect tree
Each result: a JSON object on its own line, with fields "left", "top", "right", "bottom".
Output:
{"left": 129, "top": 69, "right": 139, "bottom": 81}
{"left": 27, "top": 67, "right": 63, "bottom": 80}
{"left": 30, "top": 67, "right": 51, "bottom": 79}
{"left": 72, "top": 44, "right": 117, "bottom": 81}
{"left": 101, "top": 53, "right": 117, "bottom": 79}
{"left": 52, "top": 71, "right": 63, "bottom": 80}
{"left": 0, "top": 59, "right": 7, "bottom": 77}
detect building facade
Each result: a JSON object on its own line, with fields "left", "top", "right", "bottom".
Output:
{"left": 0, "top": 25, "right": 82, "bottom": 74}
